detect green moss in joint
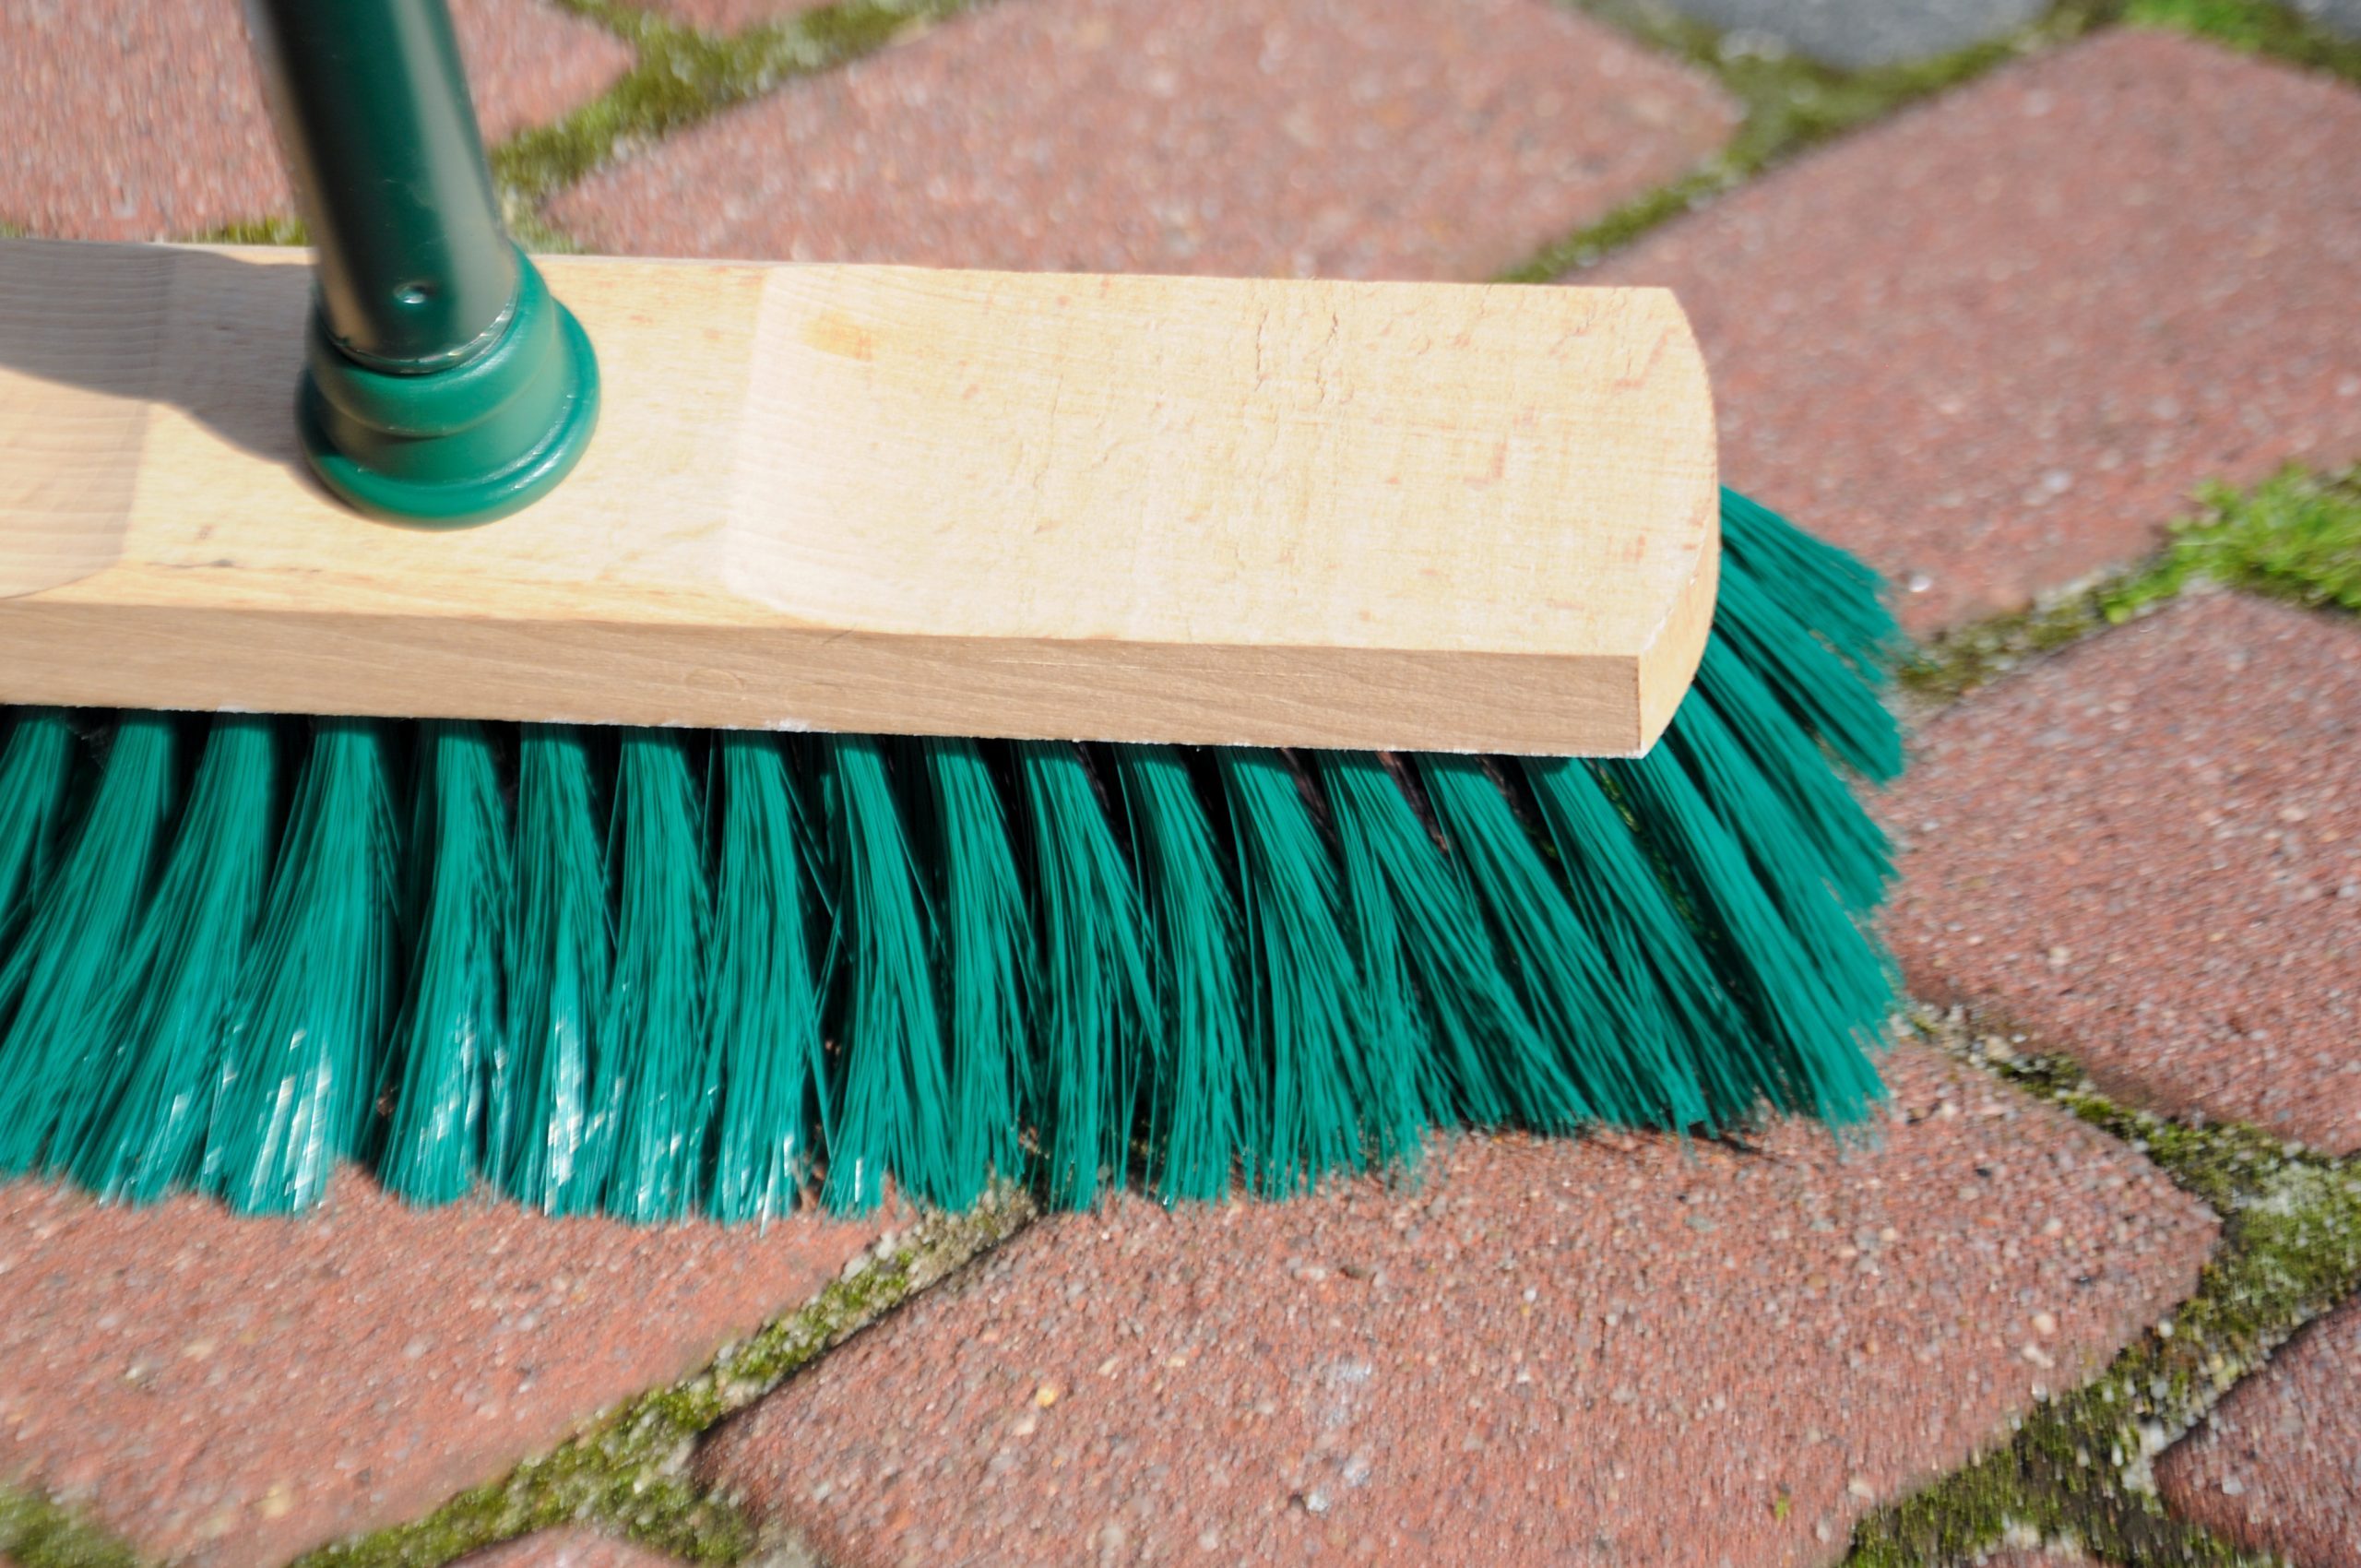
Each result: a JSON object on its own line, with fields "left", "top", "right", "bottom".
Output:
{"left": 1844, "top": 1009, "right": 2361, "bottom": 1566}
{"left": 0, "top": 1490, "right": 144, "bottom": 1568}
{"left": 1904, "top": 465, "right": 2361, "bottom": 704}
{"left": 183, "top": 0, "right": 1001, "bottom": 247}
{"left": 2123, "top": 0, "right": 2361, "bottom": 80}
{"left": 291, "top": 1192, "right": 1033, "bottom": 1568}
{"left": 495, "top": 0, "right": 990, "bottom": 210}
{"left": 1497, "top": 1, "right": 2109, "bottom": 282}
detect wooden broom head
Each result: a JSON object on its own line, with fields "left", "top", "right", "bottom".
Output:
{"left": 0, "top": 239, "right": 1717, "bottom": 757}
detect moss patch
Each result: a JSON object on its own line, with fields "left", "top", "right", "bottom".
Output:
{"left": 2161, "top": 465, "right": 2361, "bottom": 616}
{"left": 1843, "top": 1010, "right": 2361, "bottom": 1567}
{"left": 2123, "top": 0, "right": 2361, "bottom": 80}
{"left": 290, "top": 1192, "right": 1032, "bottom": 1567}
{"left": 0, "top": 1491, "right": 144, "bottom": 1568}
{"left": 179, "top": 0, "right": 994, "bottom": 246}
{"left": 1503, "top": 0, "right": 2361, "bottom": 283}
{"left": 1904, "top": 465, "right": 2361, "bottom": 703}
{"left": 498, "top": 0, "right": 987, "bottom": 216}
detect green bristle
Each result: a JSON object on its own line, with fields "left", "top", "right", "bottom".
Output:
{"left": 494, "top": 724, "right": 616, "bottom": 1214}
{"left": 1414, "top": 754, "right": 1669, "bottom": 1131}
{"left": 1522, "top": 755, "right": 1762, "bottom": 1132}
{"left": 0, "top": 708, "right": 78, "bottom": 949}
{"left": 1216, "top": 748, "right": 1406, "bottom": 1197}
{"left": 1017, "top": 742, "right": 1153, "bottom": 1209}
{"left": 1314, "top": 751, "right": 1525, "bottom": 1131}
{"left": 1115, "top": 744, "right": 1256, "bottom": 1204}
{"left": 1714, "top": 552, "right": 1904, "bottom": 783}
{"left": 69, "top": 716, "right": 278, "bottom": 1203}
{"left": 1719, "top": 487, "right": 1899, "bottom": 678}
{"left": 381, "top": 721, "right": 511, "bottom": 1208}
{"left": 706, "top": 731, "right": 826, "bottom": 1224}
{"left": 1316, "top": 757, "right": 1422, "bottom": 1118}
{"left": 919, "top": 737, "right": 1029, "bottom": 1209}
{"left": 1692, "top": 636, "right": 1892, "bottom": 912}
{"left": 820, "top": 733, "right": 951, "bottom": 1213}
{"left": 0, "top": 715, "right": 180, "bottom": 1175}
{"left": 1601, "top": 720, "right": 1886, "bottom": 1128}
{"left": 1666, "top": 696, "right": 1894, "bottom": 1043}
{"left": 204, "top": 719, "right": 400, "bottom": 1215}
{"left": 603, "top": 729, "right": 713, "bottom": 1223}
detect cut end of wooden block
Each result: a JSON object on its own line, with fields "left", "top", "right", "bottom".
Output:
{"left": 0, "top": 240, "right": 1719, "bottom": 756}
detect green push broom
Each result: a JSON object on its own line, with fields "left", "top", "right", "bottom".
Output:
{"left": 0, "top": 0, "right": 1903, "bottom": 1224}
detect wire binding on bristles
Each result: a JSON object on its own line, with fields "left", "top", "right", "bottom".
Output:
{"left": 0, "top": 490, "right": 1905, "bottom": 1221}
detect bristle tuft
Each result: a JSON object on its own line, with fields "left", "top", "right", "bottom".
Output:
{"left": 602, "top": 729, "right": 714, "bottom": 1223}
{"left": 821, "top": 734, "right": 949, "bottom": 1213}
{"left": 382, "top": 720, "right": 511, "bottom": 1208}
{"left": 1218, "top": 749, "right": 1401, "bottom": 1196}
{"left": 1019, "top": 742, "right": 1153, "bottom": 1209}
{"left": 204, "top": 719, "right": 400, "bottom": 1214}
{"left": 921, "top": 737, "right": 1030, "bottom": 1209}
{"left": 0, "top": 708, "right": 78, "bottom": 951}
{"left": 0, "top": 715, "right": 181, "bottom": 1176}
{"left": 1117, "top": 745, "right": 1255, "bottom": 1203}
{"left": 1317, "top": 752, "right": 1530, "bottom": 1132}
{"left": 706, "top": 731, "right": 825, "bottom": 1224}
{"left": 494, "top": 724, "right": 614, "bottom": 1214}
{"left": 73, "top": 716, "right": 278, "bottom": 1202}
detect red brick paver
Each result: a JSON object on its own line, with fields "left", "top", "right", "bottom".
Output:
{"left": 3, "top": 0, "right": 631, "bottom": 241}
{"left": 0, "top": 1176, "right": 889, "bottom": 1567}
{"left": 551, "top": 0, "right": 1737, "bottom": 279}
{"left": 1886, "top": 592, "right": 2361, "bottom": 1152}
{"left": 1591, "top": 30, "right": 2361, "bottom": 634}
{"left": 457, "top": 1527, "right": 689, "bottom": 1568}
{"left": 698, "top": 1044, "right": 2213, "bottom": 1568}
{"left": 2157, "top": 1297, "right": 2361, "bottom": 1568}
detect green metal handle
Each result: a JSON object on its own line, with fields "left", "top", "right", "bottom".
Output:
{"left": 248, "top": 0, "right": 598, "bottom": 524}
{"left": 249, "top": 0, "right": 516, "bottom": 370}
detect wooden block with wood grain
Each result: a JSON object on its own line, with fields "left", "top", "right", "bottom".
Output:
{"left": 0, "top": 237, "right": 1718, "bottom": 756}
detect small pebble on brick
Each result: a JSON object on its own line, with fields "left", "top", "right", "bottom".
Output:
{"left": 698, "top": 1042, "right": 2214, "bottom": 1567}
{"left": 551, "top": 0, "right": 1737, "bottom": 280}
{"left": 1885, "top": 592, "right": 2361, "bottom": 1153}
{"left": 2157, "top": 1297, "right": 2361, "bottom": 1568}
{"left": 1590, "top": 30, "right": 2361, "bottom": 632}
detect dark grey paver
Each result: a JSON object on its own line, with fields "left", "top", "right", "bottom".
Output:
{"left": 1655, "top": 0, "right": 2047, "bottom": 67}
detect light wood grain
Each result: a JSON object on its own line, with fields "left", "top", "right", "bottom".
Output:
{"left": 0, "top": 239, "right": 1718, "bottom": 755}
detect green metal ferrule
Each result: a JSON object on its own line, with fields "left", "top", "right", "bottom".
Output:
{"left": 250, "top": 0, "right": 598, "bottom": 525}
{"left": 299, "top": 249, "right": 599, "bottom": 527}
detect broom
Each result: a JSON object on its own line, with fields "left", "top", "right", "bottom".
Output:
{"left": 0, "top": 0, "right": 1904, "bottom": 1224}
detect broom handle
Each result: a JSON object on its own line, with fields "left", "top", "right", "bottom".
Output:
{"left": 240, "top": 0, "right": 599, "bottom": 526}
{"left": 246, "top": 0, "right": 517, "bottom": 374}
